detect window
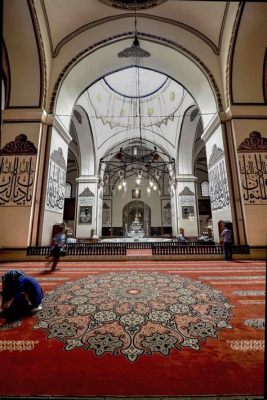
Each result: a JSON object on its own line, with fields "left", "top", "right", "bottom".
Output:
{"left": 201, "top": 181, "right": 209, "bottom": 197}
{"left": 65, "top": 182, "right": 72, "bottom": 198}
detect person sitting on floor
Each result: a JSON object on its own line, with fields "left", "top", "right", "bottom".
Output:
{"left": 0, "top": 270, "right": 43, "bottom": 322}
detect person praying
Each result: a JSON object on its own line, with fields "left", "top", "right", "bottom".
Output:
{"left": 0, "top": 270, "right": 43, "bottom": 322}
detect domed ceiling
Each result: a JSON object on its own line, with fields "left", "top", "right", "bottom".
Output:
{"left": 86, "top": 67, "right": 188, "bottom": 130}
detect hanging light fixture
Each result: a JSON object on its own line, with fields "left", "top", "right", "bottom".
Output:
{"left": 118, "top": 0, "right": 150, "bottom": 59}
{"left": 99, "top": 0, "right": 176, "bottom": 197}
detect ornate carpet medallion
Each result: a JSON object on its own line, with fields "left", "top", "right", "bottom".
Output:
{"left": 34, "top": 271, "right": 233, "bottom": 361}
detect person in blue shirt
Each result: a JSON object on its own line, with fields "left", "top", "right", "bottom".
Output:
{"left": 0, "top": 270, "right": 43, "bottom": 322}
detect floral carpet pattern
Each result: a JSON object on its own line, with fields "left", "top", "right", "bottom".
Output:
{"left": 34, "top": 271, "right": 233, "bottom": 361}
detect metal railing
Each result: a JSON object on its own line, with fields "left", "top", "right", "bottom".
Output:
{"left": 26, "top": 242, "right": 250, "bottom": 256}
{"left": 151, "top": 243, "right": 250, "bottom": 255}
{"left": 26, "top": 243, "right": 127, "bottom": 256}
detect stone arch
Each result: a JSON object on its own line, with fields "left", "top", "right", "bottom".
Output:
{"left": 4, "top": 0, "right": 45, "bottom": 108}
{"left": 71, "top": 105, "right": 96, "bottom": 176}
{"left": 229, "top": 2, "right": 267, "bottom": 104}
{"left": 52, "top": 35, "right": 219, "bottom": 135}
{"left": 177, "top": 105, "right": 202, "bottom": 175}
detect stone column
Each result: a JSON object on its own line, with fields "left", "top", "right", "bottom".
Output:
{"left": 225, "top": 106, "right": 267, "bottom": 246}
{"left": 40, "top": 117, "right": 72, "bottom": 245}
{"left": 201, "top": 116, "right": 232, "bottom": 244}
{"left": 75, "top": 176, "right": 100, "bottom": 239}
{"left": 0, "top": 109, "right": 49, "bottom": 247}
{"left": 175, "top": 175, "right": 199, "bottom": 238}
{"left": 170, "top": 184, "right": 179, "bottom": 236}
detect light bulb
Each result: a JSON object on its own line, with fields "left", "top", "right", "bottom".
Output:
{"left": 149, "top": 180, "right": 154, "bottom": 187}
{"left": 136, "top": 178, "right": 141, "bottom": 185}
{"left": 122, "top": 181, "right": 127, "bottom": 188}
{"left": 118, "top": 183, "right": 122, "bottom": 190}
{"left": 147, "top": 186, "right": 151, "bottom": 193}
{"left": 153, "top": 184, "right": 157, "bottom": 190}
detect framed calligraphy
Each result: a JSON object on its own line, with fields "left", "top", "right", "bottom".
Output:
{"left": 45, "top": 148, "right": 66, "bottom": 212}
{"left": 237, "top": 132, "right": 267, "bottom": 205}
{"left": 0, "top": 134, "right": 37, "bottom": 207}
{"left": 208, "top": 158, "right": 230, "bottom": 211}
{"left": 79, "top": 206, "right": 92, "bottom": 224}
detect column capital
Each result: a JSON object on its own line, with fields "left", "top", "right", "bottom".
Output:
{"left": 53, "top": 117, "right": 72, "bottom": 145}
{"left": 76, "top": 176, "right": 99, "bottom": 184}
{"left": 201, "top": 114, "right": 221, "bottom": 143}
{"left": 2, "top": 108, "right": 47, "bottom": 122}
{"left": 175, "top": 175, "right": 198, "bottom": 182}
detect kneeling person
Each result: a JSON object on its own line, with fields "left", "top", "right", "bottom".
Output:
{"left": 1, "top": 270, "right": 43, "bottom": 322}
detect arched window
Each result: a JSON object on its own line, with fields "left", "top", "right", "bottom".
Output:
{"left": 65, "top": 182, "right": 72, "bottom": 198}
{"left": 201, "top": 180, "right": 209, "bottom": 197}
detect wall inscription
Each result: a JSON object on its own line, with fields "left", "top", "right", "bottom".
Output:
{"left": 208, "top": 146, "right": 230, "bottom": 211}
{"left": 0, "top": 134, "right": 37, "bottom": 207}
{"left": 237, "top": 132, "right": 267, "bottom": 204}
{"left": 79, "top": 187, "right": 95, "bottom": 206}
{"left": 179, "top": 186, "right": 195, "bottom": 206}
{"left": 46, "top": 147, "right": 66, "bottom": 212}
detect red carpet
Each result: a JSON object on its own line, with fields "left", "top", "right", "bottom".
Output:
{"left": 0, "top": 260, "right": 265, "bottom": 397}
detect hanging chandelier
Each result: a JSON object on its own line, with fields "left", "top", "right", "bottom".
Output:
{"left": 117, "top": 0, "right": 150, "bottom": 59}
{"left": 99, "top": 142, "right": 175, "bottom": 195}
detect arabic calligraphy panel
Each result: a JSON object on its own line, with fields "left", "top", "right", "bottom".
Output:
{"left": 238, "top": 153, "right": 267, "bottom": 204}
{"left": 208, "top": 159, "right": 230, "bottom": 211}
{"left": 45, "top": 159, "right": 66, "bottom": 212}
{"left": 0, "top": 155, "right": 36, "bottom": 207}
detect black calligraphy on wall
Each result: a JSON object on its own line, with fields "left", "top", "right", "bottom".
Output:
{"left": 46, "top": 147, "right": 66, "bottom": 212}
{"left": 208, "top": 144, "right": 230, "bottom": 211}
{"left": 208, "top": 159, "right": 230, "bottom": 211}
{"left": 0, "top": 134, "right": 37, "bottom": 207}
{"left": 237, "top": 131, "right": 267, "bottom": 204}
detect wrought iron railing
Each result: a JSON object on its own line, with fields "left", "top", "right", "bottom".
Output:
{"left": 151, "top": 243, "right": 250, "bottom": 255}
{"left": 26, "top": 242, "right": 250, "bottom": 256}
{"left": 26, "top": 243, "right": 127, "bottom": 256}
